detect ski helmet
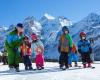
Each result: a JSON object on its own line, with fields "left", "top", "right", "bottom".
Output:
{"left": 80, "top": 32, "right": 86, "bottom": 37}
{"left": 62, "top": 26, "right": 69, "bottom": 33}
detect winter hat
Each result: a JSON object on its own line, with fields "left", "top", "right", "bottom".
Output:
{"left": 31, "top": 33, "right": 38, "bottom": 40}
{"left": 62, "top": 26, "right": 69, "bottom": 33}
{"left": 17, "top": 23, "right": 24, "bottom": 28}
{"left": 80, "top": 32, "right": 86, "bottom": 37}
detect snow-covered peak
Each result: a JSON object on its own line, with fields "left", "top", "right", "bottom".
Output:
{"left": 23, "top": 16, "right": 42, "bottom": 37}
{"left": 70, "top": 13, "right": 100, "bottom": 36}
{"left": 87, "top": 13, "right": 99, "bottom": 18}
{"left": 58, "top": 16, "right": 72, "bottom": 27}
{"left": 40, "top": 13, "right": 55, "bottom": 24}
{"left": 44, "top": 13, "right": 55, "bottom": 20}
{"left": 82, "top": 13, "right": 100, "bottom": 25}
{"left": 0, "top": 26, "right": 8, "bottom": 31}
{"left": 24, "top": 16, "right": 35, "bottom": 23}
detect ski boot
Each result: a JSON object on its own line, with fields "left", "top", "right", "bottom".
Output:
{"left": 29, "top": 66, "right": 33, "bottom": 70}
{"left": 83, "top": 64, "right": 86, "bottom": 68}
{"left": 37, "top": 67, "right": 42, "bottom": 70}
{"left": 15, "top": 67, "right": 20, "bottom": 72}
{"left": 74, "top": 62, "right": 78, "bottom": 67}
{"left": 25, "top": 66, "right": 28, "bottom": 70}
{"left": 87, "top": 63, "right": 92, "bottom": 68}
{"left": 41, "top": 66, "right": 44, "bottom": 69}
{"left": 69, "top": 64, "right": 72, "bottom": 67}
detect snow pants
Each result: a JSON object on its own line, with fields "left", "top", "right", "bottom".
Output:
{"left": 23, "top": 55, "right": 32, "bottom": 67}
{"left": 59, "top": 52, "right": 69, "bottom": 68}
{"left": 35, "top": 54, "right": 44, "bottom": 68}
{"left": 81, "top": 53, "right": 91, "bottom": 64}
{"left": 68, "top": 53, "right": 79, "bottom": 65}
{"left": 7, "top": 48, "right": 20, "bottom": 68}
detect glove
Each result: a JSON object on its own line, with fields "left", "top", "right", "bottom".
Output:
{"left": 13, "top": 48, "right": 18, "bottom": 52}
{"left": 75, "top": 50, "right": 77, "bottom": 54}
{"left": 13, "top": 48, "right": 20, "bottom": 55}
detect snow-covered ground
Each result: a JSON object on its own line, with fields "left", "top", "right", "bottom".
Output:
{"left": 0, "top": 62, "right": 100, "bottom": 80}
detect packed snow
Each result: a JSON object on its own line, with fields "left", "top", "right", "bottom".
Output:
{"left": 0, "top": 62, "right": 100, "bottom": 80}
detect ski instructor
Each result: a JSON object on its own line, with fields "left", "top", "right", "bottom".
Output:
{"left": 5, "top": 23, "right": 24, "bottom": 72}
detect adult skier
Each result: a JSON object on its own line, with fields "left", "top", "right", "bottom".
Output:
{"left": 5, "top": 23, "right": 24, "bottom": 72}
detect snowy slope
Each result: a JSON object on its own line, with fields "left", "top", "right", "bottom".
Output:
{"left": 0, "top": 62, "right": 100, "bottom": 80}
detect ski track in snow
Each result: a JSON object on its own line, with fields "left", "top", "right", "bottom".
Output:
{"left": 0, "top": 62, "right": 100, "bottom": 80}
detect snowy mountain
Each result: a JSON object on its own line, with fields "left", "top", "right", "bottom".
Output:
{"left": 0, "top": 25, "right": 13, "bottom": 51}
{"left": 0, "top": 17, "right": 42, "bottom": 51}
{"left": 23, "top": 16, "right": 42, "bottom": 39}
{"left": 0, "top": 13, "right": 100, "bottom": 60}
{"left": 70, "top": 13, "right": 100, "bottom": 60}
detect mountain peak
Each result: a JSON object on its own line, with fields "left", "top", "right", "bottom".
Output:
{"left": 24, "top": 16, "right": 36, "bottom": 23}
{"left": 44, "top": 13, "right": 55, "bottom": 20}
{"left": 86, "top": 13, "right": 100, "bottom": 20}
{"left": 58, "top": 16, "right": 72, "bottom": 26}
{"left": 81, "top": 13, "right": 100, "bottom": 24}
{"left": 88, "top": 13, "right": 99, "bottom": 17}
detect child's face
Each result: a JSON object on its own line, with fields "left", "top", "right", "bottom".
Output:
{"left": 17, "top": 27, "right": 24, "bottom": 33}
{"left": 82, "top": 36, "right": 86, "bottom": 40}
{"left": 64, "top": 30, "right": 68, "bottom": 34}
{"left": 37, "top": 47, "right": 43, "bottom": 53}
{"left": 33, "top": 39, "right": 37, "bottom": 41}
{"left": 38, "top": 48, "right": 42, "bottom": 52}
{"left": 32, "top": 39, "right": 38, "bottom": 42}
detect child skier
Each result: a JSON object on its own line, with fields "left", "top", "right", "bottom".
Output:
{"left": 31, "top": 33, "right": 44, "bottom": 70}
{"left": 68, "top": 43, "right": 79, "bottom": 67}
{"left": 58, "top": 26, "right": 73, "bottom": 70}
{"left": 78, "top": 32, "right": 92, "bottom": 68}
{"left": 20, "top": 36, "right": 33, "bottom": 70}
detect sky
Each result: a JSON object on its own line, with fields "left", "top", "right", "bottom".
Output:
{"left": 0, "top": 0, "right": 100, "bottom": 26}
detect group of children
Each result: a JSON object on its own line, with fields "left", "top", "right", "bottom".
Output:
{"left": 58, "top": 26, "right": 93, "bottom": 70}
{"left": 20, "top": 33, "right": 44, "bottom": 70}
{"left": 5, "top": 23, "right": 93, "bottom": 72}
{"left": 16, "top": 27, "right": 81, "bottom": 71}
